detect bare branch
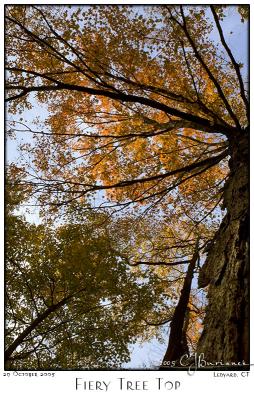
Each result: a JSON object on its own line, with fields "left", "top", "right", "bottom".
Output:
{"left": 210, "top": 5, "right": 249, "bottom": 118}
{"left": 178, "top": 6, "right": 242, "bottom": 130}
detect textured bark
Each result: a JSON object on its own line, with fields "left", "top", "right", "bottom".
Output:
{"left": 197, "top": 130, "right": 249, "bottom": 364}
{"left": 160, "top": 247, "right": 198, "bottom": 369}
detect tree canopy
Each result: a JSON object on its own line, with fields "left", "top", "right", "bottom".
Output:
{"left": 5, "top": 4, "right": 249, "bottom": 369}
{"left": 6, "top": 5, "right": 248, "bottom": 214}
{"left": 6, "top": 167, "right": 176, "bottom": 369}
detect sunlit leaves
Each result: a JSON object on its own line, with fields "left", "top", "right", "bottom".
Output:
{"left": 5, "top": 5, "right": 248, "bottom": 367}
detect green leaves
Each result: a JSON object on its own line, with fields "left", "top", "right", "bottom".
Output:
{"left": 5, "top": 186, "right": 169, "bottom": 369}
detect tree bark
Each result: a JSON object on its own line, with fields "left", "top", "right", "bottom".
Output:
{"left": 160, "top": 245, "right": 199, "bottom": 369}
{"left": 197, "top": 129, "right": 249, "bottom": 365}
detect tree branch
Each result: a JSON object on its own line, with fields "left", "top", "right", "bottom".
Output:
{"left": 4, "top": 288, "right": 85, "bottom": 361}
{"left": 128, "top": 259, "right": 191, "bottom": 267}
{"left": 5, "top": 81, "right": 235, "bottom": 136}
{"left": 58, "top": 149, "right": 228, "bottom": 192}
{"left": 178, "top": 6, "right": 242, "bottom": 130}
{"left": 210, "top": 5, "right": 249, "bottom": 119}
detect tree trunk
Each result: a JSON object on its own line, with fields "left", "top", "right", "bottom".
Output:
{"left": 160, "top": 245, "right": 199, "bottom": 369}
{"left": 197, "top": 130, "right": 249, "bottom": 365}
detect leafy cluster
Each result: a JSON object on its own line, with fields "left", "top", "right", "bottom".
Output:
{"left": 5, "top": 5, "right": 248, "bottom": 369}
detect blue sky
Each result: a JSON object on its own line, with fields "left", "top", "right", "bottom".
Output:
{"left": 7, "top": 5, "right": 248, "bottom": 161}
{"left": 6, "top": 5, "right": 249, "bottom": 369}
